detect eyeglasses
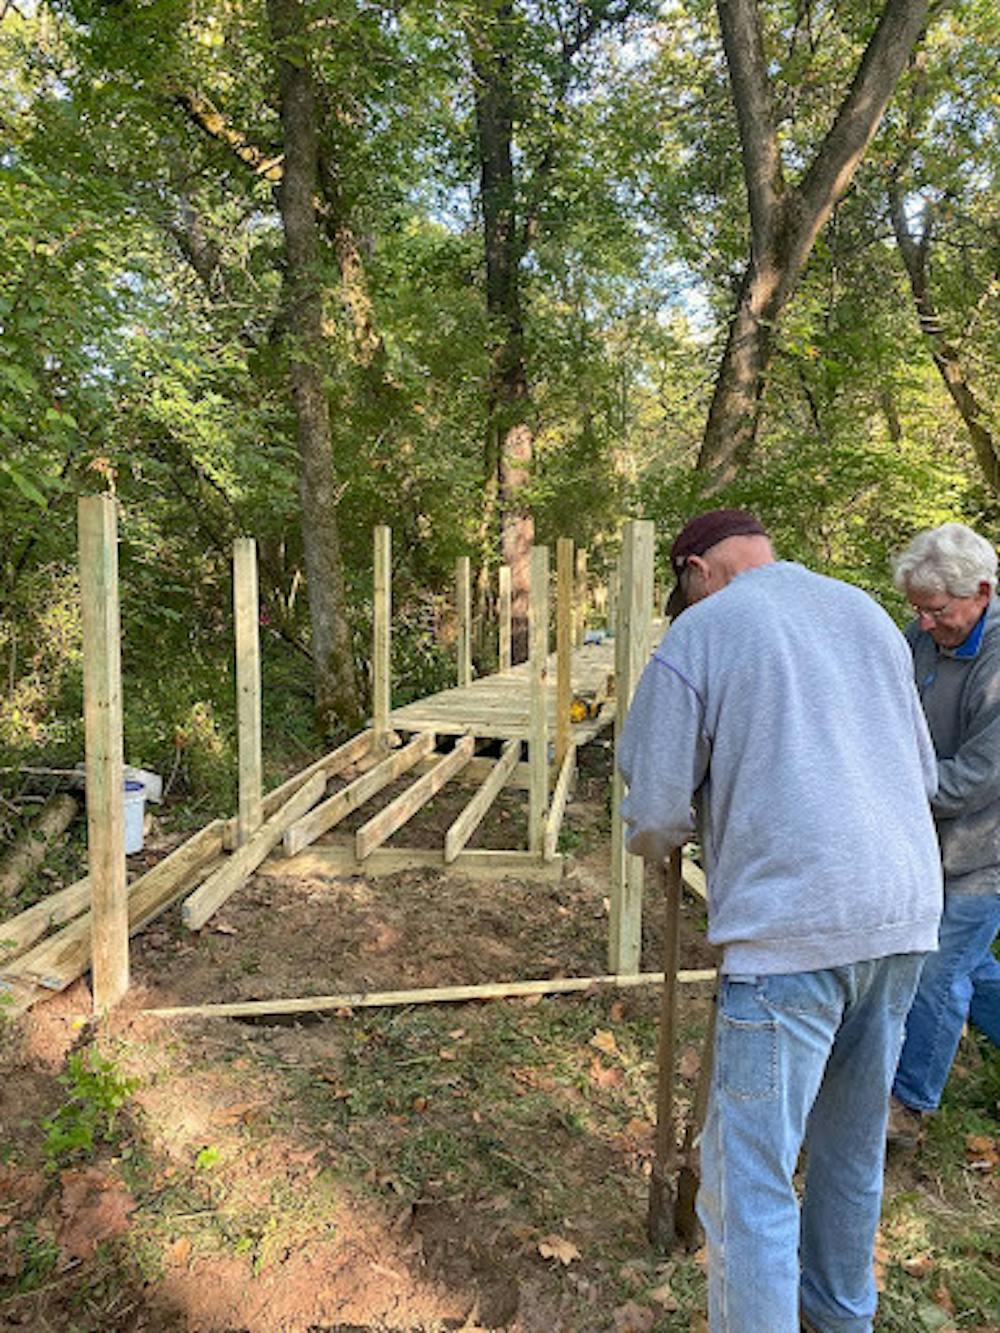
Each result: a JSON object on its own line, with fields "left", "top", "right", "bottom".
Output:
{"left": 910, "top": 598, "right": 957, "bottom": 623}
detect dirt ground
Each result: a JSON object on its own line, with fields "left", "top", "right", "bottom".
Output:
{"left": 1, "top": 741, "right": 997, "bottom": 1332}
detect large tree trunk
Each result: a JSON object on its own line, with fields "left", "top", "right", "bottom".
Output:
{"left": 888, "top": 188, "right": 1000, "bottom": 492}
{"left": 268, "top": 0, "right": 361, "bottom": 735}
{"left": 470, "top": 2, "right": 534, "bottom": 662}
{"left": 698, "top": 0, "right": 932, "bottom": 487}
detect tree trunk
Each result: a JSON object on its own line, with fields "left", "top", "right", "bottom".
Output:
{"left": 698, "top": 0, "right": 932, "bottom": 486}
{"left": 888, "top": 189, "right": 999, "bottom": 493}
{"left": 268, "top": 0, "right": 361, "bottom": 735}
{"left": 470, "top": 2, "right": 534, "bottom": 662}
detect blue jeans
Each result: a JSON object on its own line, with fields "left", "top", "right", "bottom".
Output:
{"left": 697, "top": 954, "right": 925, "bottom": 1333}
{"left": 893, "top": 891, "right": 1000, "bottom": 1112}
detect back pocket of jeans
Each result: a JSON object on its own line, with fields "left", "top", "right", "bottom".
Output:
{"left": 718, "top": 1013, "right": 778, "bottom": 1101}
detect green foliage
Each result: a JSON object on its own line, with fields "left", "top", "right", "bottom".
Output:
{"left": 9, "top": 1223, "right": 60, "bottom": 1294}
{"left": 42, "top": 1047, "right": 139, "bottom": 1171}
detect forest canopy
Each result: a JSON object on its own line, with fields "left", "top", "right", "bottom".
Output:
{"left": 1, "top": 0, "right": 998, "bottom": 793}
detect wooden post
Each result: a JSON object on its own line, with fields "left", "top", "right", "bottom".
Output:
{"left": 574, "top": 548, "right": 589, "bottom": 647}
{"left": 498, "top": 565, "right": 512, "bottom": 672}
{"left": 373, "top": 525, "right": 391, "bottom": 746}
{"left": 607, "top": 558, "right": 619, "bottom": 634}
{"left": 78, "top": 494, "right": 128, "bottom": 1012}
{"left": 233, "top": 537, "right": 262, "bottom": 846}
{"left": 556, "top": 537, "right": 573, "bottom": 769}
{"left": 457, "top": 555, "right": 472, "bottom": 688}
{"left": 528, "top": 545, "right": 550, "bottom": 855}
{"left": 609, "top": 519, "right": 655, "bottom": 973}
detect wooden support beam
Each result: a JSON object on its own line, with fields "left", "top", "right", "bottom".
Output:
{"left": 543, "top": 742, "right": 576, "bottom": 862}
{"left": 575, "top": 548, "right": 589, "bottom": 648}
{"left": 456, "top": 555, "right": 472, "bottom": 688}
{"left": 556, "top": 537, "right": 573, "bottom": 770}
{"left": 373, "top": 525, "right": 391, "bottom": 747}
{"left": 498, "top": 565, "right": 512, "bottom": 672}
{"left": 607, "top": 559, "right": 618, "bottom": 634}
{"left": 1, "top": 821, "right": 225, "bottom": 1009}
{"left": 183, "top": 775, "right": 326, "bottom": 931}
{"left": 682, "top": 855, "right": 707, "bottom": 901}
{"left": 355, "top": 735, "right": 475, "bottom": 860}
{"left": 0, "top": 874, "right": 91, "bottom": 964}
{"left": 233, "top": 537, "right": 263, "bottom": 846}
{"left": 0, "top": 795, "right": 79, "bottom": 901}
{"left": 224, "top": 730, "right": 374, "bottom": 849}
{"left": 444, "top": 739, "right": 521, "bottom": 862}
{"left": 609, "top": 519, "right": 655, "bottom": 974}
{"left": 528, "top": 545, "right": 550, "bottom": 855}
{"left": 78, "top": 493, "right": 129, "bottom": 1013}
{"left": 283, "top": 731, "right": 435, "bottom": 858}
{"left": 259, "top": 844, "right": 564, "bottom": 882}
{"left": 416, "top": 751, "right": 531, "bottom": 790}
{"left": 144, "top": 967, "right": 719, "bottom": 1020}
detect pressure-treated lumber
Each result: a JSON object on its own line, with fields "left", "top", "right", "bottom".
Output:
{"left": 528, "top": 546, "right": 550, "bottom": 855}
{"left": 417, "top": 750, "right": 530, "bottom": 791}
{"left": 682, "top": 856, "right": 707, "bottom": 901}
{"left": 144, "top": 967, "right": 719, "bottom": 1019}
{"left": 233, "top": 537, "right": 263, "bottom": 846}
{"left": 444, "top": 739, "right": 521, "bottom": 862}
{"left": 283, "top": 731, "right": 434, "bottom": 858}
{"left": 260, "top": 844, "right": 565, "bottom": 882}
{"left": 373, "top": 525, "right": 391, "bottom": 746}
{"left": 456, "top": 556, "right": 472, "bottom": 688}
{"left": 543, "top": 743, "right": 577, "bottom": 862}
{"left": 556, "top": 537, "right": 573, "bottom": 769}
{"left": 78, "top": 493, "right": 128, "bottom": 1011}
{"left": 609, "top": 519, "right": 654, "bottom": 974}
{"left": 224, "top": 730, "right": 374, "bottom": 849}
{"left": 355, "top": 735, "right": 475, "bottom": 860}
{"left": 498, "top": 565, "right": 512, "bottom": 672}
{"left": 0, "top": 874, "right": 91, "bottom": 963}
{"left": 575, "top": 548, "right": 588, "bottom": 648}
{"left": 0, "top": 821, "right": 225, "bottom": 1013}
{"left": 183, "top": 775, "right": 326, "bottom": 930}
{"left": 0, "top": 794, "right": 79, "bottom": 901}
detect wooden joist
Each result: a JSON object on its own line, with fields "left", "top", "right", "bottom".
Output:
{"left": 0, "top": 875, "right": 91, "bottom": 965}
{"left": 444, "top": 739, "right": 521, "bottom": 863}
{"left": 223, "top": 730, "right": 373, "bottom": 850}
{"left": 183, "top": 774, "right": 326, "bottom": 931}
{"left": 283, "top": 732, "right": 434, "bottom": 858}
{"left": 144, "top": 967, "right": 719, "bottom": 1020}
{"left": 259, "top": 844, "right": 565, "bottom": 882}
{"left": 543, "top": 743, "right": 577, "bottom": 862}
{"left": 355, "top": 735, "right": 476, "bottom": 860}
{"left": 0, "top": 821, "right": 225, "bottom": 1016}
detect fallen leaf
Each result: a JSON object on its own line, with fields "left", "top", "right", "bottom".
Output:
{"left": 589, "top": 1056, "right": 624, "bottom": 1089}
{"left": 932, "top": 1282, "right": 955, "bottom": 1314}
{"left": 57, "top": 1168, "right": 135, "bottom": 1263}
{"left": 438, "top": 1048, "right": 457, "bottom": 1062}
{"left": 612, "top": 1300, "right": 655, "bottom": 1332}
{"left": 964, "top": 1133, "right": 999, "bottom": 1169}
{"left": 214, "top": 1101, "right": 259, "bottom": 1125}
{"left": 679, "top": 1044, "right": 701, "bottom": 1081}
{"left": 448, "top": 1027, "right": 467, "bottom": 1040}
{"left": 609, "top": 1000, "right": 627, "bottom": 1022}
{"left": 412, "top": 1095, "right": 429, "bottom": 1113}
{"left": 649, "top": 1280, "right": 679, "bottom": 1310}
{"left": 166, "top": 1236, "right": 192, "bottom": 1266}
{"left": 538, "top": 1234, "right": 581, "bottom": 1265}
{"left": 590, "top": 1028, "right": 619, "bottom": 1056}
{"left": 519, "top": 993, "right": 543, "bottom": 1008}
{"left": 902, "top": 1252, "right": 934, "bottom": 1278}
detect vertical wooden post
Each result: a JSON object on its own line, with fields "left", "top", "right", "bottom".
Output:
{"left": 78, "top": 494, "right": 128, "bottom": 1012}
{"left": 556, "top": 537, "right": 573, "bottom": 769}
{"left": 610, "top": 519, "right": 655, "bottom": 974}
{"left": 607, "top": 558, "right": 619, "bottom": 635}
{"left": 528, "top": 545, "right": 550, "bottom": 855}
{"left": 456, "top": 556, "right": 472, "bottom": 688}
{"left": 574, "top": 548, "right": 589, "bottom": 647}
{"left": 233, "top": 537, "right": 263, "bottom": 846}
{"left": 498, "top": 565, "right": 512, "bottom": 672}
{"left": 373, "top": 525, "right": 391, "bottom": 746}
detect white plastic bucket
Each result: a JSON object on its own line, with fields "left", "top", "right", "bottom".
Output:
{"left": 123, "top": 779, "right": 145, "bottom": 855}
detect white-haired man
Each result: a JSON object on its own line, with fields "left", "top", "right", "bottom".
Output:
{"left": 890, "top": 522, "right": 1000, "bottom": 1137}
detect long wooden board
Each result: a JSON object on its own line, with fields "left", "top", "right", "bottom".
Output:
{"left": 543, "top": 743, "right": 576, "bottom": 862}
{"left": 144, "top": 967, "right": 719, "bottom": 1020}
{"left": 258, "top": 844, "right": 565, "bottom": 883}
{"left": 355, "top": 736, "right": 475, "bottom": 860}
{"left": 283, "top": 732, "right": 435, "bottom": 858}
{"left": 444, "top": 739, "right": 521, "bottom": 862}
{"left": 0, "top": 875, "right": 91, "bottom": 964}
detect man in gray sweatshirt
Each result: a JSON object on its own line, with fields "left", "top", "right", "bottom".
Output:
{"left": 618, "top": 509, "right": 942, "bottom": 1333}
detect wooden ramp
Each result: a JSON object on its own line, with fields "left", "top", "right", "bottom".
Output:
{"left": 388, "top": 636, "right": 619, "bottom": 740}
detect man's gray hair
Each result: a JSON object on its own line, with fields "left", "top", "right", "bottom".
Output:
{"left": 892, "top": 522, "right": 998, "bottom": 597}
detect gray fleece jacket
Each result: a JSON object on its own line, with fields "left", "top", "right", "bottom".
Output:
{"left": 618, "top": 561, "right": 943, "bottom": 975}
{"left": 907, "top": 595, "right": 1000, "bottom": 894}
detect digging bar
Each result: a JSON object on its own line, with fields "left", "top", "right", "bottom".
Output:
{"left": 647, "top": 847, "right": 683, "bottom": 1249}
